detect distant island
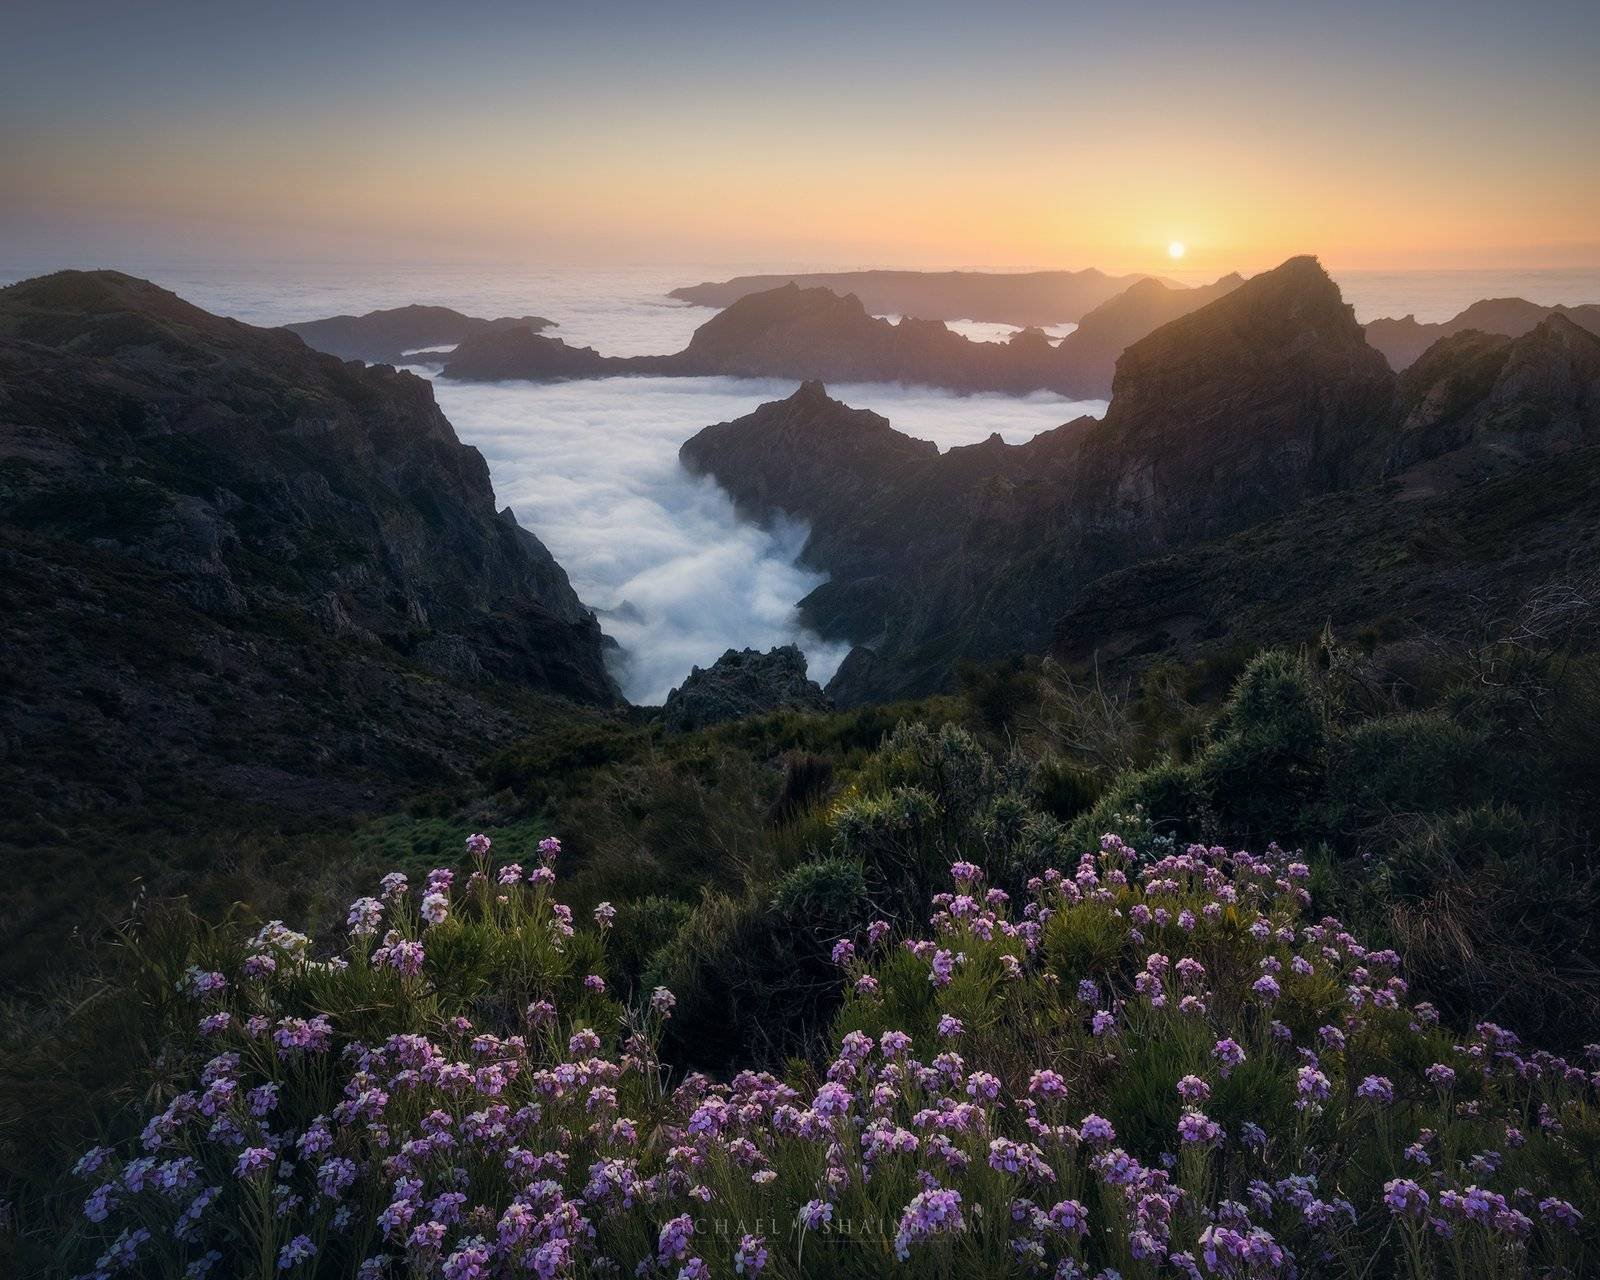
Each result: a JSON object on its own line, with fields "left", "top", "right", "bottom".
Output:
{"left": 283, "top": 302, "right": 555, "bottom": 364}
{"left": 666, "top": 267, "right": 1174, "bottom": 326}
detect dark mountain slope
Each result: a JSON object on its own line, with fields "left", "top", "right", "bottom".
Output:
{"left": 1053, "top": 443, "right": 1600, "bottom": 677}
{"left": 682, "top": 258, "right": 1600, "bottom": 706}
{"left": 1390, "top": 316, "right": 1600, "bottom": 483}
{"left": 682, "top": 258, "right": 1403, "bottom": 703}
{"left": 1067, "top": 255, "right": 1397, "bottom": 560}
{"left": 1051, "top": 272, "right": 1245, "bottom": 396}
{"left": 0, "top": 271, "right": 620, "bottom": 828}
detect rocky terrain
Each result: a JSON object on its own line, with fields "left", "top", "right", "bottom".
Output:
{"left": 283, "top": 303, "right": 555, "bottom": 364}
{"left": 1051, "top": 441, "right": 1600, "bottom": 678}
{"left": 1363, "top": 296, "right": 1600, "bottom": 370}
{"left": 682, "top": 257, "right": 1600, "bottom": 704}
{"left": 667, "top": 267, "right": 1165, "bottom": 326}
{"left": 440, "top": 274, "right": 1247, "bottom": 397}
{"left": 0, "top": 271, "right": 619, "bottom": 830}
{"left": 660, "top": 645, "right": 832, "bottom": 733}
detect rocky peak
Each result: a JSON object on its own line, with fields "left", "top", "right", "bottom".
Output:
{"left": 1048, "top": 271, "right": 1247, "bottom": 396}
{"left": 1072, "top": 255, "right": 1397, "bottom": 554}
{"left": 661, "top": 645, "right": 832, "bottom": 732}
{"left": 679, "top": 382, "right": 937, "bottom": 528}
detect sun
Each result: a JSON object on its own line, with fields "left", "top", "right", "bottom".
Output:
{"left": 1167, "top": 241, "right": 1187, "bottom": 260}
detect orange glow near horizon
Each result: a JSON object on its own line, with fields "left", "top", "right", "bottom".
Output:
{"left": 4, "top": 5, "right": 1596, "bottom": 273}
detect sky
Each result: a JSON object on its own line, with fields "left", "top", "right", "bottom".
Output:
{"left": 2, "top": 0, "right": 1596, "bottom": 273}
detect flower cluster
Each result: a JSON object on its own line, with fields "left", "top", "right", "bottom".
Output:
{"left": 69, "top": 833, "right": 1597, "bottom": 1279}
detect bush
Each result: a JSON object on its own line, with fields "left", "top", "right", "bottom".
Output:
{"left": 765, "top": 751, "right": 835, "bottom": 826}
{"left": 1065, "top": 759, "right": 1206, "bottom": 852}
{"left": 1364, "top": 805, "right": 1600, "bottom": 1045}
{"left": 605, "top": 895, "right": 692, "bottom": 994}
{"left": 831, "top": 786, "right": 944, "bottom": 921}
{"left": 1032, "top": 756, "right": 1103, "bottom": 823}
{"left": 1197, "top": 650, "right": 1327, "bottom": 842}
{"left": 646, "top": 860, "right": 869, "bottom": 1072}
{"left": 1324, "top": 712, "right": 1484, "bottom": 831}
{"left": 769, "top": 857, "right": 868, "bottom": 931}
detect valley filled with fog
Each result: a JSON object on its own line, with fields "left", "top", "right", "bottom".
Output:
{"left": 418, "top": 369, "right": 1102, "bottom": 702}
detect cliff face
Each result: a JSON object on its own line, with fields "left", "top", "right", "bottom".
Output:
{"left": 0, "top": 270, "right": 618, "bottom": 816}
{"left": 1364, "top": 297, "right": 1600, "bottom": 370}
{"left": 1391, "top": 316, "right": 1600, "bottom": 477}
{"left": 1066, "top": 256, "right": 1398, "bottom": 561}
{"left": 284, "top": 303, "right": 555, "bottom": 364}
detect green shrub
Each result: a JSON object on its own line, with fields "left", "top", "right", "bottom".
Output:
{"left": 766, "top": 750, "right": 835, "bottom": 825}
{"left": 1197, "top": 649, "right": 1327, "bottom": 841}
{"left": 1032, "top": 755, "right": 1103, "bottom": 822}
{"left": 606, "top": 895, "right": 693, "bottom": 992}
{"left": 770, "top": 856, "right": 868, "bottom": 932}
{"left": 832, "top": 785, "right": 944, "bottom": 919}
{"left": 1065, "top": 760, "right": 1206, "bottom": 851}
{"left": 1325, "top": 712, "right": 1484, "bottom": 830}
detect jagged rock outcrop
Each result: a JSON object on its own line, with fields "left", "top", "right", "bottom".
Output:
{"left": 660, "top": 645, "right": 831, "bottom": 732}
{"left": 1389, "top": 315, "right": 1600, "bottom": 479}
{"left": 667, "top": 267, "right": 1161, "bottom": 327}
{"left": 1364, "top": 297, "right": 1600, "bottom": 370}
{"left": 439, "top": 275, "right": 1245, "bottom": 396}
{"left": 0, "top": 270, "right": 619, "bottom": 818}
{"left": 681, "top": 380, "right": 938, "bottom": 527}
{"left": 283, "top": 303, "right": 555, "bottom": 364}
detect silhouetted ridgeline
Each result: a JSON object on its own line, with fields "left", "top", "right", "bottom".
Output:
{"left": 682, "top": 257, "right": 1600, "bottom": 704}
{"left": 1364, "top": 296, "right": 1600, "bottom": 370}
{"left": 666, "top": 265, "right": 1165, "bottom": 325}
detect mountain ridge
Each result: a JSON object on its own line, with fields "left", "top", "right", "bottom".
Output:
{"left": 283, "top": 303, "right": 556, "bottom": 364}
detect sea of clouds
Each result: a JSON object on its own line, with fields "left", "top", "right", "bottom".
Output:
{"left": 417, "top": 370, "right": 1104, "bottom": 703}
